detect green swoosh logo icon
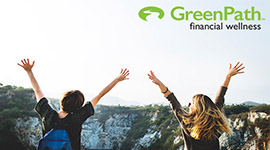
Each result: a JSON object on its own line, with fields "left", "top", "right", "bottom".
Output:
{"left": 139, "top": 6, "right": 165, "bottom": 21}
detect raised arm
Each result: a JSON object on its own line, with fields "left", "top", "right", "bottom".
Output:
{"left": 222, "top": 62, "right": 245, "bottom": 88}
{"left": 18, "top": 59, "right": 44, "bottom": 101}
{"left": 90, "top": 68, "right": 129, "bottom": 108}
{"left": 215, "top": 62, "right": 245, "bottom": 108}
{"left": 147, "top": 70, "right": 171, "bottom": 97}
{"left": 148, "top": 71, "right": 189, "bottom": 123}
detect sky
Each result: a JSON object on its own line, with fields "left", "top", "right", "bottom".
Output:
{"left": 0, "top": 0, "right": 269, "bottom": 106}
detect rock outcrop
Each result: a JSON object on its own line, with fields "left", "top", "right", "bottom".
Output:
{"left": 13, "top": 107, "right": 270, "bottom": 150}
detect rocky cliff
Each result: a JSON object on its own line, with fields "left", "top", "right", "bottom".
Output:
{"left": 219, "top": 111, "right": 270, "bottom": 150}
{"left": 0, "top": 85, "right": 269, "bottom": 150}
{"left": 13, "top": 103, "right": 270, "bottom": 150}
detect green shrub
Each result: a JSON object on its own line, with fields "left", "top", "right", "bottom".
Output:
{"left": 249, "top": 104, "right": 270, "bottom": 114}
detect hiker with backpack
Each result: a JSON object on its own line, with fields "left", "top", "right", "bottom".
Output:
{"left": 18, "top": 58, "right": 129, "bottom": 150}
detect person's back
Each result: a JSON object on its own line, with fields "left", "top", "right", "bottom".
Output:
{"left": 18, "top": 58, "right": 129, "bottom": 150}
{"left": 35, "top": 93, "right": 94, "bottom": 150}
{"left": 166, "top": 88, "right": 229, "bottom": 150}
{"left": 148, "top": 62, "right": 245, "bottom": 150}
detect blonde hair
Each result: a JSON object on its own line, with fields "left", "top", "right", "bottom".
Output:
{"left": 183, "top": 94, "right": 232, "bottom": 141}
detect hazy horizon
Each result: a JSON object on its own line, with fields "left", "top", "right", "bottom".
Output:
{"left": 2, "top": 82, "right": 268, "bottom": 106}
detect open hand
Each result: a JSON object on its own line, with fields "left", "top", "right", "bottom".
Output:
{"left": 116, "top": 68, "right": 129, "bottom": 82}
{"left": 227, "top": 62, "right": 245, "bottom": 77}
{"left": 148, "top": 70, "right": 161, "bottom": 85}
{"left": 18, "top": 58, "right": 35, "bottom": 72}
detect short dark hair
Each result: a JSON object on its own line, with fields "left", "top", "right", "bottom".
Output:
{"left": 60, "top": 90, "right": 85, "bottom": 113}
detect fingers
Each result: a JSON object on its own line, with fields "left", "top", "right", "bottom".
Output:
{"left": 228, "top": 62, "right": 245, "bottom": 76}
{"left": 233, "top": 62, "right": 240, "bottom": 68}
{"left": 121, "top": 68, "right": 129, "bottom": 76}
{"left": 236, "top": 66, "right": 245, "bottom": 74}
{"left": 234, "top": 62, "right": 245, "bottom": 72}
{"left": 150, "top": 70, "right": 155, "bottom": 77}
{"left": 238, "top": 66, "right": 245, "bottom": 71}
{"left": 236, "top": 63, "right": 243, "bottom": 70}
{"left": 120, "top": 68, "right": 127, "bottom": 74}
{"left": 237, "top": 63, "right": 243, "bottom": 68}
{"left": 18, "top": 58, "right": 35, "bottom": 70}
{"left": 23, "top": 59, "right": 27, "bottom": 64}
{"left": 231, "top": 62, "right": 245, "bottom": 70}
{"left": 124, "top": 69, "right": 129, "bottom": 75}
{"left": 233, "top": 62, "right": 244, "bottom": 69}
{"left": 124, "top": 73, "right": 130, "bottom": 79}
{"left": 17, "top": 63, "right": 23, "bottom": 67}
{"left": 119, "top": 68, "right": 129, "bottom": 80}
{"left": 147, "top": 74, "right": 153, "bottom": 80}
{"left": 21, "top": 58, "right": 31, "bottom": 65}
{"left": 148, "top": 70, "right": 155, "bottom": 80}
{"left": 149, "top": 70, "right": 156, "bottom": 78}
{"left": 149, "top": 70, "right": 159, "bottom": 79}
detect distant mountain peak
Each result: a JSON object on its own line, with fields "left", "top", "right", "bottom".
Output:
{"left": 241, "top": 101, "right": 261, "bottom": 106}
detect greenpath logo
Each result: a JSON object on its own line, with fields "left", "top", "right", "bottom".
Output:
{"left": 138, "top": 6, "right": 165, "bottom": 21}
{"left": 138, "top": 6, "right": 265, "bottom": 21}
